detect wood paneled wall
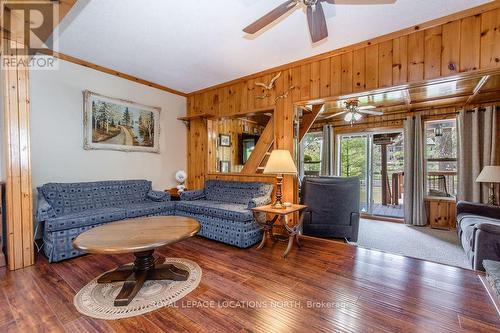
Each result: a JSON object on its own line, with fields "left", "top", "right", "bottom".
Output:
{"left": 186, "top": 3, "right": 500, "bottom": 200}
{"left": 2, "top": 41, "right": 34, "bottom": 270}
{"left": 207, "top": 118, "right": 265, "bottom": 173}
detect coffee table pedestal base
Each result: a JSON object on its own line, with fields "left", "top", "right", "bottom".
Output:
{"left": 97, "top": 250, "right": 189, "bottom": 306}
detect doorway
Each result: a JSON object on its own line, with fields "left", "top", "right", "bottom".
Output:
{"left": 337, "top": 130, "right": 404, "bottom": 219}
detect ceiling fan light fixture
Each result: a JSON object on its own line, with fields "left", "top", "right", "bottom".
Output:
{"left": 354, "top": 112, "right": 362, "bottom": 121}
{"left": 344, "top": 112, "right": 353, "bottom": 122}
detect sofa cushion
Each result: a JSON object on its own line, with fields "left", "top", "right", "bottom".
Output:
{"left": 204, "top": 180, "right": 272, "bottom": 205}
{"left": 39, "top": 180, "right": 152, "bottom": 216}
{"left": 45, "top": 207, "right": 127, "bottom": 232}
{"left": 123, "top": 201, "right": 176, "bottom": 218}
{"left": 461, "top": 224, "right": 476, "bottom": 253}
{"left": 147, "top": 190, "right": 169, "bottom": 202}
{"left": 176, "top": 200, "right": 253, "bottom": 222}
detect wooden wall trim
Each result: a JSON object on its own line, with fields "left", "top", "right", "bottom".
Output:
{"left": 189, "top": 1, "right": 500, "bottom": 95}
{"left": 41, "top": 51, "right": 188, "bottom": 97}
{"left": 1, "top": 1, "right": 78, "bottom": 270}
{"left": 2, "top": 43, "right": 34, "bottom": 270}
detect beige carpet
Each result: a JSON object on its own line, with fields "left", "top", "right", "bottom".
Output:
{"left": 354, "top": 219, "right": 470, "bottom": 269}
{"left": 74, "top": 258, "right": 202, "bottom": 320}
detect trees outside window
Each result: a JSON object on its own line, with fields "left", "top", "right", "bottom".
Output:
{"left": 302, "top": 132, "right": 323, "bottom": 175}
{"left": 424, "top": 119, "right": 458, "bottom": 196}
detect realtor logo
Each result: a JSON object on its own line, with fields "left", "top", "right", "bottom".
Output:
{"left": 1, "top": 0, "right": 59, "bottom": 69}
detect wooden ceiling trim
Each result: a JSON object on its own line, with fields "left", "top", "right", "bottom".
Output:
{"left": 189, "top": 1, "right": 500, "bottom": 95}
{"left": 465, "top": 75, "right": 491, "bottom": 106}
{"left": 403, "top": 89, "right": 411, "bottom": 109}
{"left": 39, "top": 50, "right": 188, "bottom": 97}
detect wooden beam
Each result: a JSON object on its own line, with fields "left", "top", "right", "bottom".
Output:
{"left": 1, "top": 0, "right": 78, "bottom": 270}
{"left": 2, "top": 41, "right": 34, "bottom": 270}
{"left": 465, "top": 75, "right": 490, "bottom": 106}
{"left": 38, "top": 50, "right": 188, "bottom": 97}
{"left": 241, "top": 115, "right": 274, "bottom": 174}
{"left": 403, "top": 89, "right": 412, "bottom": 107}
{"left": 299, "top": 104, "right": 323, "bottom": 142}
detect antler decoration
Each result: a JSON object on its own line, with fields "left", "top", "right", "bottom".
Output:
{"left": 255, "top": 72, "right": 282, "bottom": 100}
{"left": 274, "top": 85, "right": 295, "bottom": 103}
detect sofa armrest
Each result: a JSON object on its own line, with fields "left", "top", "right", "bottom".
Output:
{"left": 147, "top": 190, "right": 171, "bottom": 202}
{"left": 180, "top": 189, "right": 205, "bottom": 201}
{"left": 247, "top": 195, "right": 272, "bottom": 209}
{"left": 35, "top": 196, "right": 56, "bottom": 223}
{"left": 474, "top": 224, "right": 500, "bottom": 271}
{"left": 457, "top": 201, "right": 500, "bottom": 220}
{"left": 476, "top": 223, "right": 500, "bottom": 235}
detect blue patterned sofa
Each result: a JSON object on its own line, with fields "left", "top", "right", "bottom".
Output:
{"left": 177, "top": 180, "right": 273, "bottom": 248}
{"left": 36, "top": 180, "right": 174, "bottom": 262}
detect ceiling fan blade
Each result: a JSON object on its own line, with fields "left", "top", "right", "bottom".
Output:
{"left": 359, "top": 109, "right": 384, "bottom": 115}
{"left": 306, "top": 2, "right": 328, "bottom": 43}
{"left": 243, "top": 0, "right": 298, "bottom": 34}
{"left": 357, "top": 105, "right": 376, "bottom": 110}
{"left": 322, "top": 111, "right": 347, "bottom": 119}
{"left": 326, "top": 0, "right": 396, "bottom": 4}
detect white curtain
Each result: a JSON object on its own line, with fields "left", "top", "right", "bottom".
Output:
{"left": 320, "top": 125, "right": 334, "bottom": 176}
{"left": 404, "top": 115, "right": 426, "bottom": 226}
{"left": 457, "top": 106, "right": 499, "bottom": 203}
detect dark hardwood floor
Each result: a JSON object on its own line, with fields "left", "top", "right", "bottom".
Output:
{"left": 0, "top": 236, "right": 499, "bottom": 332}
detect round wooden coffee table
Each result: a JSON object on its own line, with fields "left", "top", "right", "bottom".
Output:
{"left": 73, "top": 216, "right": 200, "bottom": 306}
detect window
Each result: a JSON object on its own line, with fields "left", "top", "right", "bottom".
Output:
{"left": 301, "top": 132, "right": 323, "bottom": 176}
{"left": 424, "top": 119, "right": 458, "bottom": 197}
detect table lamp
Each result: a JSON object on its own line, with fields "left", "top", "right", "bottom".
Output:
{"left": 263, "top": 150, "right": 298, "bottom": 209}
{"left": 476, "top": 166, "right": 500, "bottom": 206}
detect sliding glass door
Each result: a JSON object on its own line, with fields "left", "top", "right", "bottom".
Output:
{"left": 338, "top": 131, "right": 404, "bottom": 218}
{"left": 338, "top": 134, "right": 370, "bottom": 213}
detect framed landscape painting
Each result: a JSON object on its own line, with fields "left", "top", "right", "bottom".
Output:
{"left": 83, "top": 91, "right": 161, "bottom": 153}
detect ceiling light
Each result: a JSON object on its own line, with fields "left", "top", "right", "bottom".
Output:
{"left": 354, "top": 113, "right": 362, "bottom": 121}
{"left": 344, "top": 112, "right": 353, "bottom": 122}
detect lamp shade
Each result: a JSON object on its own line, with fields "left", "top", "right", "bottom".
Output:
{"left": 476, "top": 166, "right": 500, "bottom": 183}
{"left": 263, "top": 150, "right": 297, "bottom": 175}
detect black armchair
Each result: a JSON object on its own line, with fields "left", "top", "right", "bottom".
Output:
{"left": 300, "top": 176, "right": 360, "bottom": 242}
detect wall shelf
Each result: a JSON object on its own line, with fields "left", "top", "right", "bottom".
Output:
{"left": 177, "top": 113, "right": 216, "bottom": 128}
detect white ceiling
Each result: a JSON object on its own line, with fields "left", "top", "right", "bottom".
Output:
{"left": 56, "top": 0, "right": 493, "bottom": 94}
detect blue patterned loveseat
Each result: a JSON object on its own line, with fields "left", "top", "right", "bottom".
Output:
{"left": 36, "top": 180, "right": 174, "bottom": 262}
{"left": 177, "top": 180, "right": 273, "bottom": 248}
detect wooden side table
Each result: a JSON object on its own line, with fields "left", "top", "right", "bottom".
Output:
{"left": 166, "top": 188, "right": 187, "bottom": 201}
{"left": 425, "top": 196, "right": 457, "bottom": 230}
{"left": 251, "top": 204, "right": 307, "bottom": 258}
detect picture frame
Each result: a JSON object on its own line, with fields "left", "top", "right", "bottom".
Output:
{"left": 220, "top": 161, "right": 230, "bottom": 173}
{"left": 219, "top": 134, "right": 231, "bottom": 147}
{"left": 83, "top": 90, "right": 161, "bottom": 153}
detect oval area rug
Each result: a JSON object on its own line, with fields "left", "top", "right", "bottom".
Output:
{"left": 74, "top": 257, "right": 202, "bottom": 320}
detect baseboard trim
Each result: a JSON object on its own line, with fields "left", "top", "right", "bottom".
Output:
{"left": 361, "top": 214, "right": 404, "bottom": 224}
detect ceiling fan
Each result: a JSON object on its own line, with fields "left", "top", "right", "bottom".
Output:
{"left": 322, "top": 99, "right": 383, "bottom": 124}
{"left": 243, "top": 0, "right": 397, "bottom": 43}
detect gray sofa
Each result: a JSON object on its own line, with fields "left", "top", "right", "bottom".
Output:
{"left": 457, "top": 201, "right": 500, "bottom": 271}
{"left": 178, "top": 180, "right": 273, "bottom": 248}
{"left": 300, "top": 176, "right": 360, "bottom": 242}
{"left": 36, "top": 179, "right": 273, "bottom": 262}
